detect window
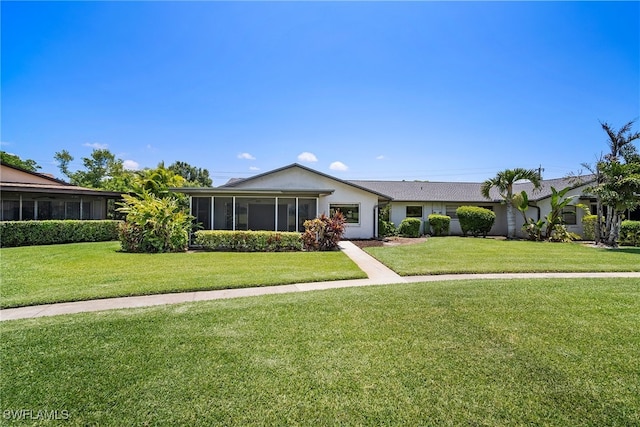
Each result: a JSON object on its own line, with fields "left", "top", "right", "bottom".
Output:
{"left": 406, "top": 206, "right": 423, "bottom": 218}
{"left": 66, "top": 202, "right": 81, "bottom": 220}
{"left": 1, "top": 200, "right": 20, "bottom": 221}
{"left": 81, "top": 201, "right": 92, "bottom": 220}
{"left": 445, "top": 205, "right": 459, "bottom": 219}
{"left": 277, "top": 198, "right": 296, "bottom": 232}
{"left": 298, "top": 198, "right": 317, "bottom": 231}
{"left": 562, "top": 206, "right": 577, "bottom": 225}
{"left": 214, "top": 197, "right": 233, "bottom": 230}
{"left": 330, "top": 203, "right": 360, "bottom": 224}
{"left": 192, "top": 197, "right": 212, "bottom": 230}
{"left": 22, "top": 201, "right": 35, "bottom": 220}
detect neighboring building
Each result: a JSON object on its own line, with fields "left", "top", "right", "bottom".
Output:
{"left": 0, "top": 162, "right": 123, "bottom": 221}
{"left": 177, "top": 163, "right": 601, "bottom": 239}
{"left": 353, "top": 175, "right": 598, "bottom": 237}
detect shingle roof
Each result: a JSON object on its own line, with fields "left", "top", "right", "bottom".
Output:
{"left": 350, "top": 175, "right": 596, "bottom": 203}
{"left": 221, "top": 163, "right": 393, "bottom": 200}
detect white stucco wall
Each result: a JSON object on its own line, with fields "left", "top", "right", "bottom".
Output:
{"left": 390, "top": 202, "right": 507, "bottom": 236}
{"left": 230, "top": 167, "right": 381, "bottom": 239}
{"left": 521, "top": 186, "right": 590, "bottom": 238}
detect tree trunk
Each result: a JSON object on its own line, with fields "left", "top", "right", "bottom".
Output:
{"left": 605, "top": 211, "right": 621, "bottom": 248}
{"left": 595, "top": 197, "right": 603, "bottom": 245}
{"left": 506, "top": 202, "right": 516, "bottom": 239}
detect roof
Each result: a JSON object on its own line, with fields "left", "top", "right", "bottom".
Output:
{"left": 0, "top": 182, "right": 124, "bottom": 197}
{"left": 221, "top": 163, "right": 393, "bottom": 200}
{"left": 0, "top": 162, "right": 124, "bottom": 197}
{"left": 0, "top": 161, "right": 71, "bottom": 186}
{"left": 350, "top": 175, "right": 596, "bottom": 203}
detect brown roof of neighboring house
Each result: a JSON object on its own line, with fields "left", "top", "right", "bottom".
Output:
{"left": 0, "top": 162, "right": 123, "bottom": 197}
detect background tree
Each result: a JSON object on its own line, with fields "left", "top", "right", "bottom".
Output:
{"left": 481, "top": 168, "right": 542, "bottom": 239}
{"left": 166, "top": 161, "right": 212, "bottom": 187}
{"left": 584, "top": 120, "right": 640, "bottom": 247}
{"left": 1, "top": 151, "right": 41, "bottom": 171}
{"left": 54, "top": 148, "right": 133, "bottom": 190}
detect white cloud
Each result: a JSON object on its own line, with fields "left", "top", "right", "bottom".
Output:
{"left": 238, "top": 152, "right": 256, "bottom": 160}
{"left": 376, "top": 155, "right": 385, "bottom": 160}
{"left": 329, "top": 161, "right": 348, "bottom": 171}
{"left": 83, "top": 142, "right": 108, "bottom": 150}
{"left": 123, "top": 160, "right": 140, "bottom": 170}
{"left": 297, "top": 152, "right": 318, "bottom": 163}
{"left": 0, "top": 141, "right": 11, "bottom": 147}
{"left": 249, "top": 166, "right": 260, "bottom": 171}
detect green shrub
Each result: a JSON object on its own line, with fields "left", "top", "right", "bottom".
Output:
{"left": 398, "top": 217, "right": 421, "bottom": 237}
{"left": 456, "top": 206, "right": 496, "bottom": 237}
{"left": 0, "top": 220, "right": 121, "bottom": 247}
{"left": 377, "top": 204, "right": 397, "bottom": 237}
{"left": 118, "top": 192, "right": 194, "bottom": 253}
{"left": 581, "top": 214, "right": 598, "bottom": 241}
{"left": 195, "top": 230, "right": 302, "bottom": 252}
{"left": 378, "top": 220, "right": 397, "bottom": 237}
{"left": 428, "top": 214, "right": 450, "bottom": 236}
{"left": 302, "top": 211, "right": 346, "bottom": 251}
{"left": 620, "top": 220, "right": 640, "bottom": 247}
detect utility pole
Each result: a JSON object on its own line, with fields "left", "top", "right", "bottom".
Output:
{"left": 538, "top": 165, "right": 544, "bottom": 180}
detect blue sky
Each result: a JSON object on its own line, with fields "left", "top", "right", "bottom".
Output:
{"left": 2, "top": 1, "right": 638, "bottom": 184}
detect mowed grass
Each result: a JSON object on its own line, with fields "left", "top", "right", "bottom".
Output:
{"left": 365, "top": 237, "right": 640, "bottom": 275}
{"left": 0, "top": 242, "right": 366, "bottom": 308}
{"left": 2, "top": 278, "right": 639, "bottom": 426}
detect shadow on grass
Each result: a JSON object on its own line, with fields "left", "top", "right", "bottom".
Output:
{"left": 614, "top": 247, "right": 640, "bottom": 255}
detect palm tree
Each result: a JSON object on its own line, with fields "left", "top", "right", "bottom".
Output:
{"left": 595, "top": 120, "right": 640, "bottom": 246}
{"left": 481, "top": 168, "right": 542, "bottom": 239}
{"left": 601, "top": 119, "right": 640, "bottom": 162}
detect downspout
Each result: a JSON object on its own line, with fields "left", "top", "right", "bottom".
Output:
{"left": 373, "top": 205, "right": 379, "bottom": 239}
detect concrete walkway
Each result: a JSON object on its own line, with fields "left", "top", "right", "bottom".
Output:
{"left": 2, "top": 241, "right": 639, "bottom": 321}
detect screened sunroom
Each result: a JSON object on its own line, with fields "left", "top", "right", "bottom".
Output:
{"left": 182, "top": 189, "right": 334, "bottom": 233}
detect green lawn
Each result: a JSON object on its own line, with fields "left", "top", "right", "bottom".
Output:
{"left": 2, "top": 278, "right": 638, "bottom": 426}
{"left": 0, "top": 242, "right": 366, "bottom": 308}
{"left": 365, "top": 237, "right": 640, "bottom": 275}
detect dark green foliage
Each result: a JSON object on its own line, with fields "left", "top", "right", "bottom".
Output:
{"left": 457, "top": 206, "right": 496, "bottom": 237}
{"left": 0, "top": 220, "right": 120, "bottom": 247}
{"left": 195, "top": 230, "right": 302, "bottom": 252}
{"left": 378, "top": 220, "right": 398, "bottom": 237}
{"left": 118, "top": 192, "right": 194, "bottom": 253}
{"left": 428, "top": 214, "right": 450, "bottom": 236}
{"left": 1, "top": 151, "right": 41, "bottom": 171}
{"left": 581, "top": 215, "right": 598, "bottom": 240}
{"left": 620, "top": 220, "right": 640, "bottom": 246}
{"left": 377, "top": 204, "right": 397, "bottom": 237}
{"left": 166, "top": 161, "right": 213, "bottom": 187}
{"left": 302, "top": 211, "right": 346, "bottom": 251}
{"left": 399, "top": 217, "right": 421, "bottom": 237}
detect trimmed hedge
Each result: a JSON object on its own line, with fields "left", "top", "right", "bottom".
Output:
{"left": 194, "top": 230, "right": 302, "bottom": 252}
{"left": 620, "top": 220, "right": 640, "bottom": 247}
{"left": 581, "top": 215, "right": 598, "bottom": 241}
{"left": 0, "top": 220, "right": 121, "bottom": 247}
{"left": 457, "top": 206, "right": 496, "bottom": 237}
{"left": 398, "top": 217, "right": 422, "bottom": 238}
{"left": 428, "top": 214, "right": 450, "bottom": 236}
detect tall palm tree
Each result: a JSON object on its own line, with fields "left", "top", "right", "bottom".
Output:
{"left": 481, "top": 168, "right": 542, "bottom": 239}
{"left": 601, "top": 119, "right": 640, "bottom": 162}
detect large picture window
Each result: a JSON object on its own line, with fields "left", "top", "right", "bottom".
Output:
{"left": 406, "top": 206, "right": 423, "bottom": 218}
{"left": 330, "top": 203, "right": 360, "bottom": 224}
